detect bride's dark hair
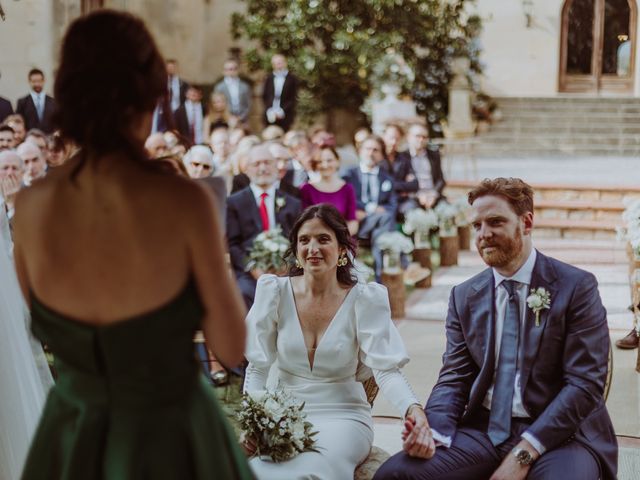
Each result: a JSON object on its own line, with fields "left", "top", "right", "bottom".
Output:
{"left": 285, "top": 204, "right": 358, "bottom": 286}
{"left": 53, "top": 10, "right": 166, "bottom": 166}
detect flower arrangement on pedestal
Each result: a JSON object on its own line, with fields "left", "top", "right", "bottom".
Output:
{"left": 245, "top": 227, "right": 290, "bottom": 274}
{"left": 434, "top": 201, "right": 459, "bottom": 237}
{"left": 402, "top": 208, "right": 439, "bottom": 248}
{"left": 376, "top": 231, "right": 414, "bottom": 274}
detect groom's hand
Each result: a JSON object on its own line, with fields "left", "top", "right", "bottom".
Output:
{"left": 402, "top": 406, "right": 436, "bottom": 459}
{"left": 489, "top": 439, "right": 539, "bottom": 480}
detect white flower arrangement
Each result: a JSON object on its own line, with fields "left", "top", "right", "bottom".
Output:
{"left": 245, "top": 227, "right": 290, "bottom": 272}
{"left": 237, "top": 389, "right": 318, "bottom": 462}
{"left": 453, "top": 197, "right": 472, "bottom": 227}
{"left": 376, "top": 231, "right": 414, "bottom": 254}
{"left": 620, "top": 198, "right": 640, "bottom": 255}
{"left": 402, "top": 208, "right": 439, "bottom": 235}
{"left": 526, "top": 287, "right": 551, "bottom": 327}
{"left": 434, "top": 201, "right": 459, "bottom": 237}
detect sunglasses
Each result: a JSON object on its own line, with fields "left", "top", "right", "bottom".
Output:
{"left": 189, "top": 162, "right": 212, "bottom": 170}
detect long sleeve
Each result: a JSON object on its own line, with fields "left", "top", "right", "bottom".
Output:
{"left": 243, "top": 274, "right": 281, "bottom": 393}
{"left": 355, "top": 282, "right": 418, "bottom": 416}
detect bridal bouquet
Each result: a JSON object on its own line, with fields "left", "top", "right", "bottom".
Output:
{"left": 236, "top": 389, "right": 318, "bottom": 462}
{"left": 245, "top": 227, "right": 289, "bottom": 273}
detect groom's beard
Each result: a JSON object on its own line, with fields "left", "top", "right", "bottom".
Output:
{"left": 478, "top": 226, "right": 523, "bottom": 269}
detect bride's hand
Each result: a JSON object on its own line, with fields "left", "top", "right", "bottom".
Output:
{"left": 241, "top": 434, "right": 258, "bottom": 457}
{"left": 402, "top": 406, "right": 436, "bottom": 459}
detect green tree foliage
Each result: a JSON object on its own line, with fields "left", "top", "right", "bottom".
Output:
{"left": 232, "top": 0, "right": 481, "bottom": 134}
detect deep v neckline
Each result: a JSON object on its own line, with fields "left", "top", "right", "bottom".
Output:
{"left": 287, "top": 277, "right": 355, "bottom": 372}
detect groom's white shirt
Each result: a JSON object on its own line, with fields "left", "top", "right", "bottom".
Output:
{"left": 432, "top": 248, "right": 544, "bottom": 454}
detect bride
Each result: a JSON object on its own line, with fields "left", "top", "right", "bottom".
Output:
{"left": 244, "top": 203, "right": 435, "bottom": 479}
{"left": 0, "top": 197, "right": 52, "bottom": 480}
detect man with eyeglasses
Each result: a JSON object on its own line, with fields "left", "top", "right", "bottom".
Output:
{"left": 214, "top": 59, "right": 252, "bottom": 125}
{"left": 183, "top": 145, "right": 214, "bottom": 179}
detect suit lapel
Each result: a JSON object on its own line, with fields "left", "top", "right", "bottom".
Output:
{"left": 519, "top": 251, "right": 558, "bottom": 392}
{"left": 242, "top": 188, "right": 263, "bottom": 231}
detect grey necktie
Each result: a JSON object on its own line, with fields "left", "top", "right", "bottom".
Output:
{"left": 35, "top": 95, "right": 43, "bottom": 121}
{"left": 488, "top": 280, "right": 520, "bottom": 446}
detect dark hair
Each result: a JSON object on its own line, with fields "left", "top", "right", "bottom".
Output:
{"left": 359, "top": 134, "right": 386, "bottom": 154}
{"left": 28, "top": 68, "right": 44, "bottom": 79}
{"left": 0, "top": 125, "right": 14, "bottom": 135}
{"left": 383, "top": 123, "right": 405, "bottom": 136}
{"left": 309, "top": 144, "right": 339, "bottom": 171}
{"left": 468, "top": 177, "right": 534, "bottom": 216}
{"left": 54, "top": 10, "right": 166, "bottom": 164}
{"left": 285, "top": 204, "right": 357, "bottom": 286}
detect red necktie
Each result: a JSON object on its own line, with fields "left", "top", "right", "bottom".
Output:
{"left": 259, "top": 192, "right": 270, "bottom": 231}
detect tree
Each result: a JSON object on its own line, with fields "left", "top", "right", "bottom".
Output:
{"left": 232, "top": 0, "right": 482, "bottom": 134}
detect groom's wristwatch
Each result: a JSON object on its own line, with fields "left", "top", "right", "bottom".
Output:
{"left": 512, "top": 447, "right": 535, "bottom": 466}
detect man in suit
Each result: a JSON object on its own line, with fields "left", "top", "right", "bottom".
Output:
{"left": 374, "top": 177, "right": 617, "bottom": 480}
{"left": 342, "top": 136, "right": 397, "bottom": 282}
{"left": 393, "top": 123, "right": 445, "bottom": 216}
{"left": 0, "top": 96, "right": 13, "bottom": 124}
{"left": 15, "top": 69, "right": 56, "bottom": 134}
{"left": 166, "top": 59, "right": 189, "bottom": 113}
{"left": 279, "top": 130, "right": 315, "bottom": 197}
{"left": 226, "top": 143, "right": 301, "bottom": 308}
{"left": 16, "top": 142, "right": 46, "bottom": 186}
{"left": 0, "top": 125, "right": 15, "bottom": 151}
{"left": 262, "top": 54, "right": 298, "bottom": 131}
{"left": 214, "top": 59, "right": 252, "bottom": 124}
{"left": 173, "top": 85, "right": 206, "bottom": 145}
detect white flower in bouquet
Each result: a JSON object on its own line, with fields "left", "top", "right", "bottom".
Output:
{"left": 402, "top": 208, "right": 439, "bottom": 235}
{"left": 376, "top": 231, "right": 414, "bottom": 254}
{"left": 245, "top": 227, "right": 290, "bottom": 273}
{"left": 237, "top": 389, "right": 318, "bottom": 462}
{"left": 434, "top": 201, "right": 458, "bottom": 237}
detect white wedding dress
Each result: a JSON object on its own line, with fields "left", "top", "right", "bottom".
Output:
{"left": 244, "top": 275, "right": 419, "bottom": 480}
{"left": 0, "top": 201, "right": 52, "bottom": 480}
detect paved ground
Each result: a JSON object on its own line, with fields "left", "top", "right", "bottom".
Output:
{"left": 371, "top": 237, "right": 640, "bottom": 460}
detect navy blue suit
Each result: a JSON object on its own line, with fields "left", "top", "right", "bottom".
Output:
{"left": 16, "top": 94, "right": 56, "bottom": 133}
{"left": 342, "top": 165, "right": 397, "bottom": 280}
{"left": 375, "top": 251, "right": 617, "bottom": 480}
{"left": 226, "top": 186, "right": 301, "bottom": 308}
{"left": 0, "top": 96, "right": 13, "bottom": 124}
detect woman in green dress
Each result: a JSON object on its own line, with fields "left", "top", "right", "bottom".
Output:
{"left": 14, "top": 10, "right": 253, "bottom": 480}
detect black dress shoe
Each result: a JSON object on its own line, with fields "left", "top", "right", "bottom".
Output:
{"left": 615, "top": 329, "right": 639, "bottom": 349}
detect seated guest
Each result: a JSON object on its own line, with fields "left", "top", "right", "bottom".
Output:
{"left": 300, "top": 145, "right": 358, "bottom": 236}
{"left": 24, "top": 129, "right": 49, "bottom": 160}
{"left": 230, "top": 135, "right": 261, "bottom": 194}
{"left": 183, "top": 145, "right": 214, "bottom": 179}
{"left": 0, "top": 125, "right": 15, "bottom": 151}
{"left": 261, "top": 125, "right": 285, "bottom": 142}
{"left": 382, "top": 123, "right": 419, "bottom": 219}
{"left": 281, "top": 130, "right": 316, "bottom": 195}
{"left": 226, "top": 144, "right": 301, "bottom": 308}
{"left": 173, "top": 85, "right": 206, "bottom": 146}
{"left": 382, "top": 123, "right": 404, "bottom": 165}
{"left": 342, "top": 135, "right": 397, "bottom": 281}
{"left": 144, "top": 132, "right": 169, "bottom": 159}
{"left": 374, "top": 178, "right": 617, "bottom": 480}
{"left": 210, "top": 127, "right": 234, "bottom": 192}
{"left": 395, "top": 123, "right": 445, "bottom": 211}
{"left": 204, "top": 92, "right": 237, "bottom": 136}
{"left": 268, "top": 141, "right": 299, "bottom": 198}
{"left": 46, "top": 132, "right": 73, "bottom": 168}
{"left": 0, "top": 150, "right": 24, "bottom": 216}
{"left": 353, "top": 126, "right": 372, "bottom": 152}
{"left": 16, "top": 142, "right": 47, "bottom": 186}
{"left": 4, "top": 114, "right": 26, "bottom": 146}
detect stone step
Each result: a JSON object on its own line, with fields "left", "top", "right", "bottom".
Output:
{"left": 489, "top": 124, "right": 640, "bottom": 134}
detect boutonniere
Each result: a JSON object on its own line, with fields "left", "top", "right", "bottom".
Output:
{"left": 526, "top": 287, "right": 551, "bottom": 327}
{"left": 275, "top": 196, "right": 286, "bottom": 212}
{"left": 381, "top": 180, "right": 393, "bottom": 192}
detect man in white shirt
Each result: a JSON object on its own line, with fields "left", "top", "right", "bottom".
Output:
{"left": 173, "top": 86, "right": 205, "bottom": 145}
{"left": 375, "top": 177, "right": 617, "bottom": 480}
{"left": 214, "top": 59, "right": 252, "bottom": 124}
{"left": 262, "top": 54, "right": 298, "bottom": 131}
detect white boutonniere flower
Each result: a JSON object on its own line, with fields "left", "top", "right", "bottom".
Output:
{"left": 526, "top": 287, "right": 551, "bottom": 327}
{"left": 275, "top": 196, "right": 286, "bottom": 211}
{"left": 381, "top": 180, "right": 393, "bottom": 192}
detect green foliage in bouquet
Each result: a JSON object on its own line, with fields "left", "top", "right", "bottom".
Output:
{"left": 237, "top": 390, "right": 319, "bottom": 462}
{"left": 231, "top": 0, "right": 482, "bottom": 134}
{"left": 245, "top": 227, "right": 290, "bottom": 273}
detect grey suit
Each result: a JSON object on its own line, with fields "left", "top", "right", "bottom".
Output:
{"left": 375, "top": 251, "right": 617, "bottom": 480}
{"left": 214, "top": 78, "right": 252, "bottom": 122}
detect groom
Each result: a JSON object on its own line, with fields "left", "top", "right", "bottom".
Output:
{"left": 375, "top": 177, "right": 617, "bottom": 480}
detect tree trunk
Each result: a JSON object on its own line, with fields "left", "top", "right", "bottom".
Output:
{"left": 381, "top": 272, "right": 405, "bottom": 319}
{"left": 439, "top": 235, "right": 459, "bottom": 266}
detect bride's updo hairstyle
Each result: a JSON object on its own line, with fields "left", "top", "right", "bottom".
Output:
{"left": 54, "top": 10, "right": 166, "bottom": 163}
{"left": 285, "top": 203, "right": 357, "bottom": 286}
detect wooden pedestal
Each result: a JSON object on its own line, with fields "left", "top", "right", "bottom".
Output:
{"left": 439, "top": 235, "right": 459, "bottom": 267}
{"left": 458, "top": 225, "right": 471, "bottom": 250}
{"left": 381, "top": 272, "right": 405, "bottom": 319}
{"left": 413, "top": 248, "right": 432, "bottom": 288}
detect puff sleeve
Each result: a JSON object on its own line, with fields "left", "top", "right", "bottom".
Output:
{"left": 356, "top": 282, "right": 420, "bottom": 416}
{"left": 243, "top": 274, "right": 280, "bottom": 393}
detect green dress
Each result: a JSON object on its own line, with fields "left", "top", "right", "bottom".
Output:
{"left": 22, "top": 279, "right": 254, "bottom": 480}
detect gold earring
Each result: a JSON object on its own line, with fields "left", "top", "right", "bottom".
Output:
{"left": 337, "top": 254, "right": 348, "bottom": 267}
{"left": 295, "top": 258, "right": 303, "bottom": 269}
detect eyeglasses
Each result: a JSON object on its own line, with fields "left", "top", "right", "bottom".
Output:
{"left": 189, "top": 162, "right": 212, "bottom": 170}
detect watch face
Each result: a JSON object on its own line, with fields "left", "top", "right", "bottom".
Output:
{"left": 515, "top": 449, "right": 533, "bottom": 465}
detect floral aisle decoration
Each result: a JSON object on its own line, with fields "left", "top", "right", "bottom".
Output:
{"left": 376, "top": 231, "right": 414, "bottom": 274}
{"left": 618, "top": 198, "right": 640, "bottom": 256}
{"left": 453, "top": 197, "right": 472, "bottom": 250}
{"left": 245, "top": 227, "right": 289, "bottom": 273}
{"left": 434, "top": 201, "right": 459, "bottom": 237}
{"left": 402, "top": 208, "right": 439, "bottom": 248}
{"left": 236, "top": 389, "right": 318, "bottom": 462}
